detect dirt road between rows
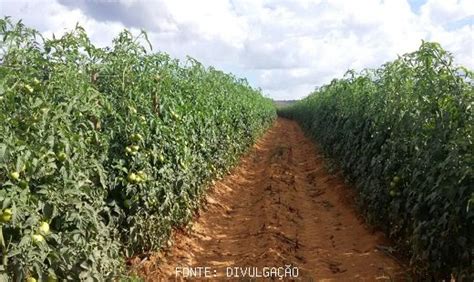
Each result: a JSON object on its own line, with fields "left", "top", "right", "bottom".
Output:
{"left": 131, "top": 118, "right": 405, "bottom": 280}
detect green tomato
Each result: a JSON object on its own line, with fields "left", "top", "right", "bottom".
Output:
{"left": 125, "top": 146, "right": 133, "bottom": 153}
{"left": 47, "top": 274, "right": 57, "bottom": 282}
{"left": 38, "top": 221, "right": 50, "bottom": 235}
{"left": 0, "top": 209, "right": 12, "bottom": 223}
{"left": 9, "top": 171, "right": 20, "bottom": 181}
{"left": 158, "top": 154, "right": 165, "bottom": 163}
{"left": 131, "top": 145, "right": 139, "bottom": 152}
{"left": 389, "top": 181, "right": 396, "bottom": 188}
{"left": 389, "top": 190, "right": 397, "bottom": 197}
{"left": 26, "top": 277, "right": 37, "bottom": 282}
{"left": 131, "top": 133, "right": 143, "bottom": 142}
{"left": 137, "top": 171, "right": 147, "bottom": 181}
{"left": 57, "top": 152, "right": 67, "bottom": 162}
{"left": 127, "top": 173, "right": 138, "bottom": 183}
{"left": 2, "top": 209, "right": 12, "bottom": 216}
{"left": 393, "top": 176, "right": 401, "bottom": 183}
{"left": 31, "top": 234, "right": 45, "bottom": 243}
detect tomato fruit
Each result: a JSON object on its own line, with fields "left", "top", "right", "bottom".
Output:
{"left": 131, "top": 133, "right": 143, "bottom": 142}
{"left": 32, "top": 234, "right": 45, "bottom": 243}
{"left": 158, "top": 154, "right": 165, "bottom": 163}
{"left": 9, "top": 171, "right": 20, "bottom": 181}
{"left": 57, "top": 152, "right": 67, "bottom": 162}
{"left": 47, "top": 274, "right": 57, "bottom": 282}
{"left": 127, "top": 173, "right": 138, "bottom": 183}
{"left": 38, "top": 221, "right": 50, "bottom": 235}
{"left": 0, "top": 209, "right": 12, "bottom": 223}
{"left": 137, "top": 171, "right": 147, "bottom": 181}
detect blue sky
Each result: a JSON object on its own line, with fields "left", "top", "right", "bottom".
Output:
{"left": 408, "top": 0, "right": 427, "bottom": 13}
{"left": 1, "top": 0, "right": 473, "bottom": 99}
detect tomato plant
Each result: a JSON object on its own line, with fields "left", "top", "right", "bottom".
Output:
{"left": 0, "top": 18, "right": 276, "bottom": 280}
{"left": 279, "top": 42, "right": 473, "bottom": 279}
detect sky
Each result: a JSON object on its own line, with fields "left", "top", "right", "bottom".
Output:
{"left": 1, "top": 0, "right": 473, "bottom": 100}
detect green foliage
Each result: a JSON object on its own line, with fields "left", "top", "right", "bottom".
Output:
{"left": 279, "top": 42, "right": 473, "bottom": 279}
{"left": 0, "top": 18, "right": 276, "bottom": 280}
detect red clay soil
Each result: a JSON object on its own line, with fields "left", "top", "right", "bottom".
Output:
{"left": 129, "top": 118, "right": 406, "bottom": 281}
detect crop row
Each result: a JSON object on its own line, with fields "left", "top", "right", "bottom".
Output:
{"left": 0, "top": 18, "right": 276, "bottom": 280}
{"left": 279, "top": 42, "right": 473, "bottom": 279}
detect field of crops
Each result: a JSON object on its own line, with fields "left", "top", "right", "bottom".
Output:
{"left": 0, "top": 18, "right": 276, "bottom": 280}
{"left": 279, "top": 42, "right": 473, "bottom": 279}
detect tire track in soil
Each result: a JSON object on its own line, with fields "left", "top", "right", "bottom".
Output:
{"left": 130, "top": 118, "right": 405, "bottom": 280}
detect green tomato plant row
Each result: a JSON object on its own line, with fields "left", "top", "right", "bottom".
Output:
{"left": 0, "top": 18, "right": 276, "bottom": 281}
{"left": 279, "top": 42, "right": 473, "bottom": 279}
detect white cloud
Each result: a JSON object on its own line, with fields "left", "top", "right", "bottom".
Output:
{"left": 1, "top": 0, "right": 473, "bottom": 99}
{"left": 420, "top": 0, "right": 473, "bottom": 24}
{"left": 1, "top": 0, "right": 127, "bottom": 47}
